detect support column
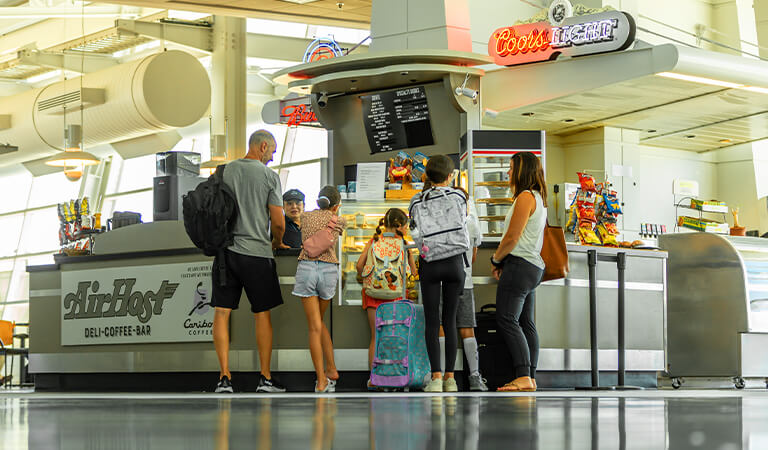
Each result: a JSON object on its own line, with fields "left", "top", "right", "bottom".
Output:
{"left": 211, "top": 16, "right": 246, "bottom": 161}
{"left": 370, "top": 0, "right": 472, "bottom": 52}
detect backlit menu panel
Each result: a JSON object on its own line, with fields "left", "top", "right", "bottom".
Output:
{"left": 361, "top": 86, "right": 434, "bottom": 154}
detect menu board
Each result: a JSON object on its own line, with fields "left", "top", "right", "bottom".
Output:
{"left": 361, "top": 86, "right": 434, "bottom": 154}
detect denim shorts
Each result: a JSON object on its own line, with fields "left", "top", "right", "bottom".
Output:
{"left": 292, "top": 260, "right": 339, "bottom": 300}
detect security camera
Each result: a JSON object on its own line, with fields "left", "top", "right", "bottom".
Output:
{"left": 455, "top": 86, "right": 478, "bottom": 101}
{"left": 317, "top": 92, "right": 329, "bottom": 108}
{"left": 336, "top": 1, "right": 344, "bottom": 9}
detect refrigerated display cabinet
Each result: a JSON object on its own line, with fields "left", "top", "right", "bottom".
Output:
{"left": 660, "top": 233, "right": 768, "bottom": 389}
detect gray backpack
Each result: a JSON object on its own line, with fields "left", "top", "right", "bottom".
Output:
{"left": 409, "top": 188, "right": 470, "bottom": 262}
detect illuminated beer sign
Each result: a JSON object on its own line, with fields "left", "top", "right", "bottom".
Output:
{"left": 489, "top": 11, "right": 636, "bottom": 66}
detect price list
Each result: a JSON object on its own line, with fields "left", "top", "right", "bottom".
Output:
{"left": 361, "top": 86, "right": 434, "bottom": 154}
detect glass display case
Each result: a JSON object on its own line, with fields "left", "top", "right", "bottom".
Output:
{"left": 460, "top": 130, "right": 546, "bottom": 242}
{"left": 337, "top": 199, "right": 420, "bottom": 306}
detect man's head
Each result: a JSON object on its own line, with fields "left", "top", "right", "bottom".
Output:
{"left": 283, "top": 189, "right": 305, "bottom": 222}
{"left": 246, "top": 129, "right": 277, "bottom": 164}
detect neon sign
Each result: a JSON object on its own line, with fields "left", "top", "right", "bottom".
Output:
{"left": 488, "top": 11, "right": 635, "bottom": 67}
{"left": 280, "top": 104, "right": 318, "bottom": 127}
{"left": 302, "top": 37, "right": 343, "bottom": 63}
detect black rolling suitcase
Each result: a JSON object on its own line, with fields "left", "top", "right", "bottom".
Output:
{"left": 475, "top": 304, "right": 514, "bottom": 390}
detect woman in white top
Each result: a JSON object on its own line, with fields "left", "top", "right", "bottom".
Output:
{"left": 490, "top": 152, "right": 548, "bottom": 392}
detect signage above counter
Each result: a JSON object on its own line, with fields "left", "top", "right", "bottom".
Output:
{"left": 361, "top": 85, "right": 435, "bottom": 154}
{"left": 488, "top": 10, "right": 636, "bottom": 67}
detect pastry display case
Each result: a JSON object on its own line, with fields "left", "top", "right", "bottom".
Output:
{"left": 460, "top": 130, "right": 546, "bottom": 242}
{"left": 338, "top": 199, "right": 420, "bottom": 306}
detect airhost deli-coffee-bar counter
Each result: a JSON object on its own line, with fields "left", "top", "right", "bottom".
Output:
{"left": 26, "top": 221, "right": 323, "bottom": 391}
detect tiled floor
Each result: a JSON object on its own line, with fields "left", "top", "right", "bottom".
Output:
{"left": 2, "top": 390, "right": 768, "bottom": 449}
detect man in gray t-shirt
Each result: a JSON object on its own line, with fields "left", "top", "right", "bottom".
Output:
{"left": 211, "top": 129, "right": 288, "bottom": 394}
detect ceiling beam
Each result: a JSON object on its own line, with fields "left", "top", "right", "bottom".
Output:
{"left": 114, "top": 18, "right": 213, "bottom": 52}
{"left": 17, "top": 45, "right": 119, "bottom": 73}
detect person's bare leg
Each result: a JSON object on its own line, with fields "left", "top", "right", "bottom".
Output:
{"left": 213, "top": 307, "right": 232, "bottom": 379}
{"left": 253, "top": 310, "right": 274, "bottom": 379}
{"left": 319, "top": 299, "right": 338, "bottom": 381}
{"left": 302, "top": 296, "right": 327, "bottom": 391}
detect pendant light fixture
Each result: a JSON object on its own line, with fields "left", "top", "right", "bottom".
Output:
{"left": 45, "top": 2, "right": 100, "bottom": 181}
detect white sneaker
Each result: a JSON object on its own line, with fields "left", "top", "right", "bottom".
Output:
{"left": 424, "top": 378, "right": 444, "bottom": 393}
{"left": 443, "top": 378, "right": 458, "bottom": 392}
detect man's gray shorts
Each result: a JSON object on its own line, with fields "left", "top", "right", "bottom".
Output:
{"left": 439, "top": 288, "right": 477, "bottom": 328}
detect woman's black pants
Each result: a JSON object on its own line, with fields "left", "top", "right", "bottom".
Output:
{"left": 495, "top": 255, "right": 544, "bottom": 379}
{"left": 419, "top": 254, "right": 465, "bottom": 373}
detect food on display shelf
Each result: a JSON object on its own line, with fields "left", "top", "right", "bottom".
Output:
{"left": 596, "top": 223, "right": 618, "bottom": 247}
{"left": 620, "top": 241, "right": 633, "bottom": 248}
{"left": 631, "top": 240, "right": 644, "bottom": 248}
{"left": 412, "top": 162, "right": 426, "bottom": 183}
{"left": 579, "top": 224, "right": 601, "bottom": 245}
{"left": 413, "top": 152, "right": 428, "bottom": 166}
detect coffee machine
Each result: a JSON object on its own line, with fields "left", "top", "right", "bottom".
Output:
{"left": 153, "top": 151, "right": 205, "bottom": 221}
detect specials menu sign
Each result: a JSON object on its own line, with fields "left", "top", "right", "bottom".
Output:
{"left": 488, "top": 10, "right": 636, "bottom": 66}
{"left": 60, "top": 262, "right": 214, "bottom": 346}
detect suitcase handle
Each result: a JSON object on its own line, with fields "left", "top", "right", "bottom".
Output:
{"left": 479, "top": 303, "right": 496, "bottom": 312}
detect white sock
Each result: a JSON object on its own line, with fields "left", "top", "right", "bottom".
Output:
{"left": 439, "top": 336, "right": 446, "bottom": 373}
{"left": 463, "top": 337, "right": 480, "bottom": 376}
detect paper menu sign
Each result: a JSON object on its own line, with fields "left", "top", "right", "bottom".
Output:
{"left": 356, "top": 162, "right": 386, "bottom": 200}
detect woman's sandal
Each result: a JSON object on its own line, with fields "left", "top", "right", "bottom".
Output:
{"left": 497, "top": 377, "right": 536, "bottom": 392}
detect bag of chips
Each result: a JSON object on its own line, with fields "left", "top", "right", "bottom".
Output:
{"left": 578, "top": 172, "right": 597, "bottom": 192}
{"left": 605, "top": 194, "right": 622, "bottom": 215}
{"left": 412, "top": 162, "right": 426, "bottom": 183}
{"left": 393, "top": 151, "right": 412, "bottom": 168}
{"left": 579, "top": 224, "right": 601, "bottom": 245}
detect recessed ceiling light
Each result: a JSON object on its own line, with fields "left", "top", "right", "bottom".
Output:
{"left": 647, "top": 129, "right": 657, "bottom": 133}
{"left": 400, "top": 71, "right": 409, "bottom": 76}
{"left": 278, "top": 0, "right": 322, "bottom": 4}
{"left": 719, "top": 139, "right": 732, "bottom": 144}
{"left": 562, "top": 118, "right": 575, "bottom": 123}
{"left": 685, "top": 135, "right": 696, "bottom": 139}
{"left": 522, "top": 112, "right": 535, "bottom": 117}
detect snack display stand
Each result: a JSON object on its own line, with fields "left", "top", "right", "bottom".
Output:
{"left": 675, "top": 197, "right": 730, "bottom": 234}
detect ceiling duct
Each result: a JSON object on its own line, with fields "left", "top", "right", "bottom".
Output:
{"left": 0, "top": 49, "right": 211, "bottom": 167}
{"left": 37, "top": 88, "right": 105, "bottom": 114}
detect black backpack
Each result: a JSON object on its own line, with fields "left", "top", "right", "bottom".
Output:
{"left": 182, "top": 164, "right": 238, "bottom": 285}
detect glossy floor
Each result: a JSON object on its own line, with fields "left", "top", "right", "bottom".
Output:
{"left": 2, "top": 390, "right": 768, "bottom": 449}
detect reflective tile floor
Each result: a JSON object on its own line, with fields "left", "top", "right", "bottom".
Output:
{"left": 2, "top": 390, "right": 768, "bottom": 449}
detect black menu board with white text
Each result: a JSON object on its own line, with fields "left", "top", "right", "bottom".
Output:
{"left": 361, "top": 86, "right": 434, "bottom": 154}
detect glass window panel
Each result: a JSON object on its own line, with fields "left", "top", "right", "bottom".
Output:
{"left": 17, "top": 208, "right": 60, "bottom": 255}
{"left": 0, "top": 270, "right": 11, "bottom": 303}
{"left": 291, "top": 127, "right": 328, "bottom": 163}
{"left": 0, "top": 214, "right": 24, "bottom": 258}
{"left": 104, "top": 156, "right": 124, "bottom": 195}
{"left": 27, "top": 172, "right": 82, "bottom": 209}
{"left": 1, "top": 303, "right": 28, "bottom": 323}
{"left": 0, "top": 171, "right": 33, "bottom": 213}
{"left": 247, "top": 18, "right": 307, "bottom": 38}
{"left": 282, "top": 162, "right": 322, "bottom": 210}
{"left": 6, "top": 261, "right": 29, "bottom": 302}
{"left": 313, "top": 26, "right": 370, "bottom": 44}
{"left": 109, "top": 191, "right": 153, "bottom": 223}
{"left": 117, "top": 154, "right": 156, "bottom": 192}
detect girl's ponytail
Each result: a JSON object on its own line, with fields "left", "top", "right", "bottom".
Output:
{"left": 374, "top": 218, "right": 385, "bottom": 241}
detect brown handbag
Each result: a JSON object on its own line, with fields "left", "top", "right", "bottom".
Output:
{"left": 540, "top": 221, "right": 569, "bottom": 282}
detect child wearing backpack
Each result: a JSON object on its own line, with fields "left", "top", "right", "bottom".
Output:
{"left": 408, "top": 155, "right": 470, "bottom": 393}
{"left": 293, "top": 185, "right": 347, "bottom": 393}
{"left": 356, "top": 208, "right": 417, "bottom": 390}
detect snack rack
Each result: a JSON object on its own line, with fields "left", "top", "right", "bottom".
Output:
{"left": 674, "top": 196, "right": 730, "bottom": 234}
{"left": 460, "top": 130, "right": 546, "bottom": 242}
{"left": 57, "top": 197, "right": 105, "bottom": 256}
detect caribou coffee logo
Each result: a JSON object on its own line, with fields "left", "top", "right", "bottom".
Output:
{"left": 63, "top": 278, "right": 179, "bottom": 324}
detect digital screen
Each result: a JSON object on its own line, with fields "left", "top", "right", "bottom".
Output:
{"left": 361, "top": 86, "right": 434, "bottom": 154}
